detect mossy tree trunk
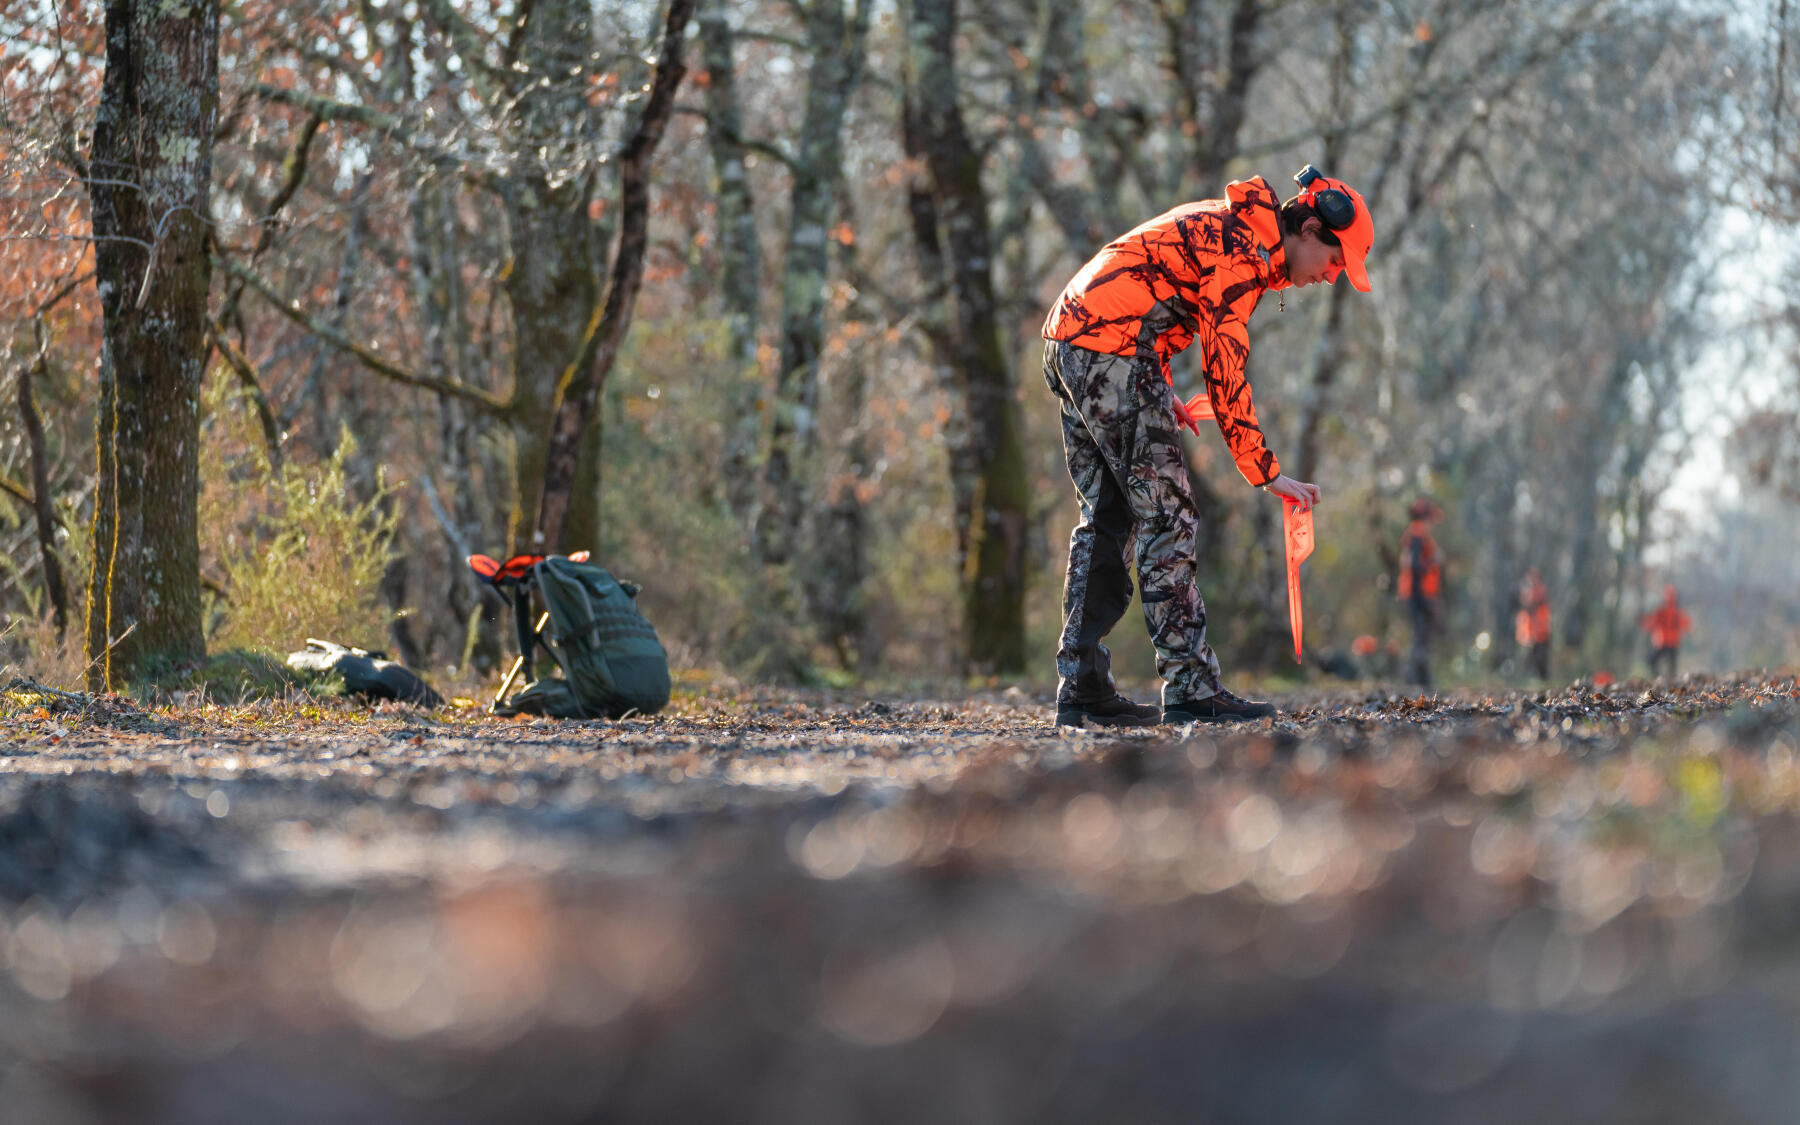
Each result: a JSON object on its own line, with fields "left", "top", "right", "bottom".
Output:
{"left": 902, "top": 0, "right": 1029, "bottom": 676}
{"left": 498, "top": 0, "right": 607, "bottom": 556}
{"left": 85, "top": 0, "right": 217, "bottom": 690}
{"left": 534, "top": 0, "right": 694, "bottom": 554}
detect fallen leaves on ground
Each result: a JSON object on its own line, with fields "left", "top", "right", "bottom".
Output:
{"left": 0, "top": 672, "right": 1795, "bottom": 1122}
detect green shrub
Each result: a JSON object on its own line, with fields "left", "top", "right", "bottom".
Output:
{"left": 200, "top": 373, "right": 400, "bottom": 656}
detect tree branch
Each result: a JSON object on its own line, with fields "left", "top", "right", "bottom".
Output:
{"left": 218, "top": 112, "right": 325, "bottom": 330}
{"left": 205, "top": 322, "right": 285, "bottom": 470}
{"left": 250, "top": 82, "right": 402, "bottom": 131}
{"left": 0, "top": 474, "right": 34, "bottom": 510}
{"left": 31, "top": 267, "right": 95, "bottom": 319}
{"left": 1241, "top": 0, "right": 1613, "bottom": 162}
{"left": 674, "top": 104, "right": 798, "bottom": 170}
{"left": 217, "top": 255, "right": 509, "bottom": 413}
{"left": 15, "top": 349, "right": 69, "bottom": 636}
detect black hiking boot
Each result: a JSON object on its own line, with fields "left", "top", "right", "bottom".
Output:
{"left": 1162, "top": 688, "right": 1277, "bottom": 725}
{"left": 1055, "top": 692, "right": 1162, "bottom": 728}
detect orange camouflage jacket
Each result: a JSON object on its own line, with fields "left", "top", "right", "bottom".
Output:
{"left": 1042, "top": 176, "right": 1292, "bottom": 487}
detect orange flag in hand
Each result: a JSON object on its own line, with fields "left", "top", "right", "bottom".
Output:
{"left": 1282, "top": 498, "right": 1315, "bottom": 663}
{"left": 1184, "top": 391, "right": 1215, "bottom": 421}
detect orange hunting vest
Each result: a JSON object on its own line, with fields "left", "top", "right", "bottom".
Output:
{"left": 1643, "top": 603, "right": 1691, "bottom": 649}
{"left": 1516, "top": 598, "right": 1551, "bottom": 646}
{"left": 1397, "top": 521, "right": 1441, "bottom": 600}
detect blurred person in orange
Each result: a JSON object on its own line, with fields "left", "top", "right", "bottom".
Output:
{"left": 1640, "top": 585, "right": 1692, "bottom": 679}
{"left": 1397, "top": 496, "right": 1442, "bottom": 689}
{"left": 1515, "top": 568, "right": 1552, "bottom": 680}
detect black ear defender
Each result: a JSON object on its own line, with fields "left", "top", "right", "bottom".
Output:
{"left": 1294, "top": 165, "right": 1356, "bottom": 231}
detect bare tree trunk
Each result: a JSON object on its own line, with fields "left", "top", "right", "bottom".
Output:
{"left": 758, "top": 0, "right": 871, "bottom": 567}
{"left": 1479, "top": 439, "right": 1525, "bottom": 671}
{"left": 1010, "top": 1, "right": 1109, "bottom": 255}
{"left": 699, "top": 0, "right": 767, "bottom": 519}
{"left": 15, "top": 346, "right": 69, "bottom": 639}
{"left": 286, "top": 168, "right": 374, "bottom": 457}
{"left": 501, "top": 0, "right": 608, "bottom": 554}
{"left": 1292, "top": 284, "right": 1352, "bottom": 483}
{"left": 811, "top": 335, "right": 871, "bottom": 670}
{"left": 1160, "top": 0, "right": 1266, "bottom": 195}
{"left": 1561, "top": 354, "right": 1634, "bottom": 651}
{"left": 1032, "top": 0, "right": 1133, "bottom": 239}
{"left": 903, "top": 0, "right": 1029, "bottom": 675}
{"left": 86, "top": 0, "right": 217, "bottom": 689}
{"left": 699, "top": 0, "right": 762, "bottom": 372}
{"left": 901, "top": 121, "right": 976, "bottom": 580}
{"left": 535, "top": 0, "right": 695, "bottom": 553}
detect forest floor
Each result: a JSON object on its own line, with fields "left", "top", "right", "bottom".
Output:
{"left": 0, "top": 672, "right": 1798, "bottom": 1124}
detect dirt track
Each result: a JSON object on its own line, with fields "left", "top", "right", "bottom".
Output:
{"left": 2, "top": 674, "right": 1799, "bottom": 1124}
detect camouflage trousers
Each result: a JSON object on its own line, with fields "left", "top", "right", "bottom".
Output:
{"left": 1043, "top": 340, "right": 1221, "bottom": 707}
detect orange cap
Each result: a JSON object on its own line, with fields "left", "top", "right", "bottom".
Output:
{"left": 1295, "top": 168, "right": 1374, "bottom": 293}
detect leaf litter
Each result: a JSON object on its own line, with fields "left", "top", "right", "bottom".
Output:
{"left": 0, "top": 672, "right": 1796, "bottom": 1122}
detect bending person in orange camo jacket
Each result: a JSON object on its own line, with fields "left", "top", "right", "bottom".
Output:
{"left": 1397, "top": 497, "right": 1442, "bottom": 689}
{"left": 1042, "top": 165, "right": 1374, "bottom": 727}
{"left": 1641, "top": 585, "right": 1692, "bottom": 679}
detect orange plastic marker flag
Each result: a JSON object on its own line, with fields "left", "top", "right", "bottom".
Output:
{"left": 1282, "top": 498, "right": 1315, "bottom": 663}
{"left": 1183, "top": 391, "right": 1215, "bottom": 421}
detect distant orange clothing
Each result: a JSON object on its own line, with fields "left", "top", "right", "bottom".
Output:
{"left": 1642, "top": 602, "right": 1691, "bottom": 649}
{"left": 1516, "top": 583, "right": 1551, "bottom": 646}
{"left": 1042, "top": 176, "right": 1291, "bottom": 487}
{"left": 1397, "top": 520, "right": 1441, "bottom": 600}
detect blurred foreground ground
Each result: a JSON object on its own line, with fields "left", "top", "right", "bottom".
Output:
{"left": 1, "top": 673, "right": 1799, "bottom": 1124}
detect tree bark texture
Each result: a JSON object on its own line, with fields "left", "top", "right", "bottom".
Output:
{"left": 502, "top": 0, "right": 608, "bottom": 554}
{"left": 1010, "top": 2, "right": 1109, "bottom": 259}
{"left": 700, "top": 0, "right": 770, "bottom": 521}
{"left": 902, "top": 151, "right": 979, "bottom": 583}
{"left": 1029, "top": 0, "right": 1130, "bottom": 245}
{"left": 86, "top": 0, "right": 218, "bottom": 689}
{"left": 699, "top": 0, "right": 762, "bottom": 374}
{"left": 1291, "top": 282, "right": 1352, "bottom": 484}
{"left": 1160, "top": 0, "right": 1265, "bottom": 196}
{"left": 1560, "top": 353, "right": 1635, "bottom": 651}
{"left": 287, "top": 167, "right": 374, "bottom": 456}
{"left": 903, "top": 0, "right": 1030, "bottom": 675}
{"left": 534, "top": 0, "right": 695, "bottom": 554}
{"left": 758, "top": 0, "right": 871, "bottom": 568}
{"left": 811, "top": 344, "right": 872, "bottom": 671}
{"left": 16, "top": 348, "right": 70, "bottom": 639}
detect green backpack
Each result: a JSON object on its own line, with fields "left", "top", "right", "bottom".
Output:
{"left": 495, "top": 556, "right": 670, "bottom": 719}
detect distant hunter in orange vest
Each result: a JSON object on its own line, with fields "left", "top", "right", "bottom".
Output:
{"left": 1515, "top": 567, "right": 1552, "bottom": 680}
{"left": 1641, "top": 585, "right": 1692, "bottom": 679}
{"left": 1397, "top": 496, "right": 1442, "bottom": 689}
